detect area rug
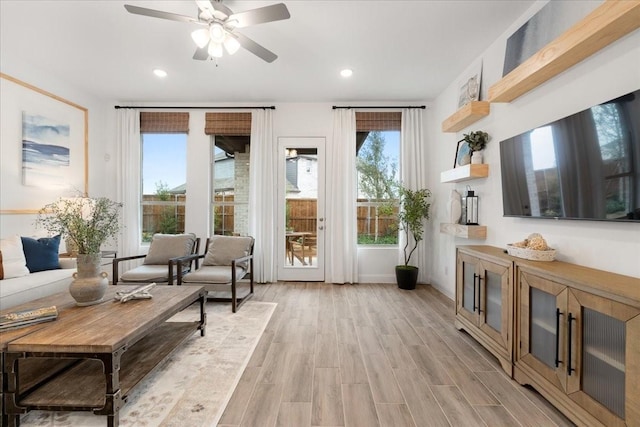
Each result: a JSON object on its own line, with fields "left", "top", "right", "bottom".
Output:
{"left": 19, "top": 300, "right": 277, "bottom": 427}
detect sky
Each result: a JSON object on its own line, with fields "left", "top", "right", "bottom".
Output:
{"left": 142, "top": 131, "right": 400, "bottom": 195}
{"left": 142, "top": 133, "right": 187, "bottom": 194}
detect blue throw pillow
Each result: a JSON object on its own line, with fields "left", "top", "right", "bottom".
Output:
{"left": 21, "top": 235, "right": 61, "bottom": 273}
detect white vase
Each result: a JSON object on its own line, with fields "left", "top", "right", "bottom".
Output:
{"left": 69, "top": 253, "right": 108, "bottom": 306}
{"left": 471, "top": 150, "right": 483, "bottom": 164}
{"left": 448, "top": 189, "right": 462, "bottom": 224}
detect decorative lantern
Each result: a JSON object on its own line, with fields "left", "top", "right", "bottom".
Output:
{"left": 463, "top": 186, "right": 479, "bottom": 225}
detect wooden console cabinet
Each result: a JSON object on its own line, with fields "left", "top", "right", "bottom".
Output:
{"left": 455, "top": 246, "right": 514, "bottom": 376}
{"left": 455, "top": 245, "right": 640, "bottom": 427}
{"left": 515, "top": 259, "right": 640, "bottom": 427}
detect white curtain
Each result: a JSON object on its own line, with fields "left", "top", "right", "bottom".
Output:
{"left": 116, "top": 108, "right": 141, "bottom": 259}
{"left": 400, "top": 108, "right": 430, "bottom": 283}
{"left": 248, "top": 109, "right": 276, "bottom": 283}
{"left": 327, "top": 109, "right": 358, "bottom": 283}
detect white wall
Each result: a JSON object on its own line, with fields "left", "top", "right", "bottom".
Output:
{"left": 427, "top": 1, "right": 640, "bottom": 298}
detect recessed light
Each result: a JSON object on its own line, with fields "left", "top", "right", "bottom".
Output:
{"left": 340, "top": 68, "right": 353, "bottom": 78}
{"left": 153, "top": 68, "right": 168, "bottom": 78}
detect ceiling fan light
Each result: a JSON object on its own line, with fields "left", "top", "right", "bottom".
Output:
{"left": 208, "top": 41, "right": 223, "bottom": 58}
{"left": 224, "top": 34, "right": 241, "bottom": 55}
{"left": 191, "top": 28, "right": 210, "bottom": 48}
{"left": 209, "top": 23, "right": 225, "bottom": 44}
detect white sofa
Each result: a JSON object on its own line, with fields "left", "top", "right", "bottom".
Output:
{"left": 0, "top": 258, "right": 77, "bottom": 310}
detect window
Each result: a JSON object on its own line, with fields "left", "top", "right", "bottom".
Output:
{"left": 355, "top": 112, "right": 401, "bottom": 245}
{"left": 206, "top": 113, "right": 251, "bottom": 236}
{"left": 140, "top": 112, "right": 188, "bottom": 242}
{"left": 592, "top": 103, "right": 633, "bottom": 218}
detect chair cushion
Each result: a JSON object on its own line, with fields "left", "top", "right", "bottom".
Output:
{"left": 21, "top": 235, "right": 61, "bottom": 273}
{"left": 120, "top": 265, "right": 186, "bottom": 283}
{"left": 0, "top": 235, "right": 30, "bottom": 279}
{"left": 202, "top": 235, "right": 252, "bottom": 269}
{"left": 143, "top": 233, "right": 196, "bottom": 265}
{"left": 181, "top": 265, "right": 247, "bottom": 284}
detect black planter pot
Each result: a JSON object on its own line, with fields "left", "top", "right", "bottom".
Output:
{"left": 395, "top": 265, "right": 419, "bottom": 290}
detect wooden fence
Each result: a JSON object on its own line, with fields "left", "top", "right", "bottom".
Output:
{"left": 142, "top": 196, "right": 397, "bottom": 238}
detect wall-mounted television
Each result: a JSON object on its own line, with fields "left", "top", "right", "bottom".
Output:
{"left": 500, "top": 89, "right": 640, "bottom": 222}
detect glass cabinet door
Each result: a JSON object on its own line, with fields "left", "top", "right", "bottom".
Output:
{"left": 566, "top": 288, "right": 639, "bottom": 425}
{"left": 478, "top": 260, "right": 511, "bottom": 350}
{"left": 518, "top": 271, "right": 568, "bottom": 392}
{"left": 456, "top": 252, "right": 480, "bottom": 324}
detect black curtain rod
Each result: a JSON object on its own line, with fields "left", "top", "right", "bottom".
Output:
{"left": 332, "top": 105, "right": 425, "bottom": 109}
{"left": 114, "top": 105, "right": 276, "bottom": 110}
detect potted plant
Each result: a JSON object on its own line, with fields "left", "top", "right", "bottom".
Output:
{"left": 460, "top": 130, "right": 490, "bottom": 164}
{"left": 37, "top": 196, "right": 122, "bottom": 305}
{"left": 396, "top": 186, "right": 432, "bottom": 290}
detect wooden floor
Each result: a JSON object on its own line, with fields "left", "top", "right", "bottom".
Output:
{"left": 218, "top": 282, "right": 574, "bottom": 427}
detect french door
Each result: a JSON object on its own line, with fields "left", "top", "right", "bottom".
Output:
{"left": 277, "top": 137, "right": 325, "bottom": 281}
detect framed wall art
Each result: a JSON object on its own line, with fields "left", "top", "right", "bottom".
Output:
{"left": 453, "top": 139, "right": 471, "bottom": 169}
{"left": 457, "top": 59, "right": 483, "bottom": 108}
{"left": 0, "top": 73, "right": 88, "bottom": 214}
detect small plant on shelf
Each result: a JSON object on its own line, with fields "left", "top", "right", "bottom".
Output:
{"left": 461, "top": 130, "right": 490, "bottom": 152}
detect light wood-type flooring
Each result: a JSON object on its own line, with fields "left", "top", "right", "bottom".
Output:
{"left": 218, "top": 282, "right": 574, "bottom": 427}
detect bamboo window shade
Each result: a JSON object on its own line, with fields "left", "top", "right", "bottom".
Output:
{"left": 205, "top": 112, "right": 252, "bottom": 136}
{"left": 355, "top": 112, "right": 401, "bottom": 131}
{"left": 139, "top": 112, "right": 189, "bottom": 133}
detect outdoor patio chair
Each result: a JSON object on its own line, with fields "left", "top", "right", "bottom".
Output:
{"left": 290, "top": 234, "right": 317, "bottom": 265}
{"left": 112, "top": 233, "right": 200, "bottom": 285}
{"left": 176, "top": 235, "right": 254, "bottom": 312}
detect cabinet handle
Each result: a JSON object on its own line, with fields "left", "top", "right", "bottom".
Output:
{"left": 473, "top": 273, "right": 478, "bottom": 312}
{"left": 477, "top": 275, "right": 483, "bottom": 314}
{"left": 555, "top": 308, "right": 563, "bottom": 368}
{"left": 567, "top": 312, "right": 576, "bottom": 375}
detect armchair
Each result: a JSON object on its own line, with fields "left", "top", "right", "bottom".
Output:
{"left": 112, "top": 233, "right": 200, "bottom": 285}
{"left": 176, "top": 235, "right": 254, "bottom": 312}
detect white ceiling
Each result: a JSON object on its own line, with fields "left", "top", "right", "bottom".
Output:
{"left": 0, "top": 0, "right": 535, "bottom": 104}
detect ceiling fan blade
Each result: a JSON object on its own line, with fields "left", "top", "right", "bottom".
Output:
{"left": 193, "top": 46, "right": 209, "bottom": 60}
{"left": 124, "top": 4, "right": 201, "bottom": 24}
{"left": 228, "top": 3, "right": 290, "bottom": 28}
{"left": 206, "top": 0, "right": 234, "bottom": 19}
{"left": 234, "top": 32, "right": 278, "bottom": 63}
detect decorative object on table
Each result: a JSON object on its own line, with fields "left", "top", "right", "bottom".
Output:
{"left": 462, "top": 185, "right": 479, "bottom": 225}
{"left": 454, "top": 138, "right": 471, "bottom": 168}
{"left": 115, "top": 283, "right": 156, "bottom": 303}
{"left": 37, "top": 195, "right": 122, "bottom": 306}
{"left": 395, "top": 186, "right": 432, "bottom": 290}
{"left": 448, "top": 189, "right": 462, "bottom": 224}
{"left": 0, "top": 305, "right": 58, "bottom": 330}
{"left": 507, "top": 232, "right": 557, "bottom": 261}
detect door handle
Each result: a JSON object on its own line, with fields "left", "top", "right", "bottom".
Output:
{"left": 567, "top": 312, "right": 575, "bottom": 375}
{"left": 473, "top": 273, "right": 478, "bottom": 312}
{"left": 554, "top": 308, "right": 563, "bottom": 368}
{"left": 477, "top": 275, "right": 483, "bottom": 314}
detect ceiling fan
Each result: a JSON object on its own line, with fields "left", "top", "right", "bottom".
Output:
{"left": 124, "top": 0, "right": 290, "bottom": 63}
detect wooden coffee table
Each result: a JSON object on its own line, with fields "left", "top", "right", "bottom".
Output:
{"left": 2, "top": 285, "right": 206, "bottom": 427}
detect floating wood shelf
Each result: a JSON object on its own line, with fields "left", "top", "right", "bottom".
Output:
{"left": 441, "top": 164, "right": 489, "bottom": 183}
{"left": 442, "top": 101, "right": 490, "bottom": 133}
{"left": 440, "top": 223, "right": 487, "bottom": 240}
{"left": 488, "top": 0, "right": 640, "bottom": 103}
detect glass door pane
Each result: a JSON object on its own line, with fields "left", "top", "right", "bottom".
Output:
{"left": 462, "top": 262, "right": 476, "bottom": 313}
{"left": 484, "top": 270, "right": 502, "bottom": 331}
{"left": 277, "top": 137, "right": 325, "bottom": 281}
{"left": 530, "top": 287, "right": 558, "bottom": 369}
{"left": 582, "top": 308, "right": 625, "bottom": 418}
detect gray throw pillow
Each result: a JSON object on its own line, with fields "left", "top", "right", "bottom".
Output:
{"left": 143, "top": 233, "right": 197, "bottom": 265}
{"left": 202, "top": 235, "right": 253, "bottom": 269}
